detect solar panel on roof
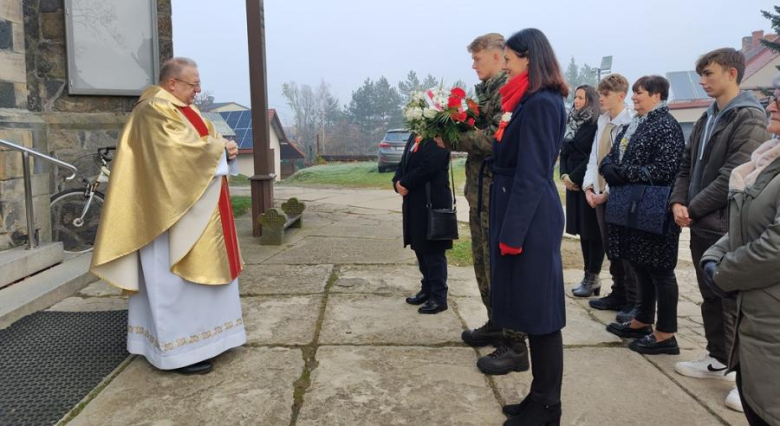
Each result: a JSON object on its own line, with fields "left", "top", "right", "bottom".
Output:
{"left": 220, "top": 110, "right": 256, "bottom": 149}
{"left": 667, "top": 70, "right": 710, "bottom": 102}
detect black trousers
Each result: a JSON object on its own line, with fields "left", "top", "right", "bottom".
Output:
{"left": 632, "top": 264, "right": 678, "bottom": 333}
{"left": 580, "top": 238, "right": 605, "bottom": 274}
{"left": 595, "top": 204, "right": 637, "bottom": 305}
{"left": 736, "top": 366, "right": 771, "bottom": 426}
{"left": 528, "top": 330, "right": 563, "bottom": 406}
{"left": 691, "top": 233, "right": 737, "bottom": 364}
{"left": 414, "top": 249, "right": 448, "bottom": 305}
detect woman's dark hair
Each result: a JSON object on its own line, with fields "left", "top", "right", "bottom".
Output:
{"left": 505, "top": 28, "right": 569, "bottom": 98}
{"left": 632, "top": 75, "right": 670, "bottom": 101}
{"left": 575, "top": 84, "right": 600, "bottom": 121}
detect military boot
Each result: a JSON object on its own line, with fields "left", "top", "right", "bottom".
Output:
{"left": 476, "top": 340, "right": 530, "bottom": 375}
{"left": 572, "top": 271, "right": 601, "bottom": 297}
{"left": 461, "top": 320, "right": 503, "bottom": 347}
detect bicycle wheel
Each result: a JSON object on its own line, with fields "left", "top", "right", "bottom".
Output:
{"left": 50, "top": 189, "right": 105, "bottom": 253}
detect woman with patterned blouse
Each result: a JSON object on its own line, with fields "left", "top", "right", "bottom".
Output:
{"left": 600, "top": 75, "right": 686, "bottom": 355}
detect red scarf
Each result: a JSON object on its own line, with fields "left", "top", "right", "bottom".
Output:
{"left": 495, "top": 72, "right": 529, "bottom": 142}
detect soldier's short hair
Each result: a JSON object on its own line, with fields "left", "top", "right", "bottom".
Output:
{"left": 467, "top": 33, "right": 505, "bottom": 53}
{"left": 597, "top": 74, "right": 629, "bottom": 95}
{"left": 696, "top": 48, "right": 746, "bottom": 84}
{"left": 159, "top": 57, "right": 198, "bottom": 83}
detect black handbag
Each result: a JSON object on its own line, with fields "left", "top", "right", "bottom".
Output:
{"left": 605, "top": 167, "right": 672, "bottom": 235}
{"left": 426, "top": 155, "right": 459, "bottom": 241}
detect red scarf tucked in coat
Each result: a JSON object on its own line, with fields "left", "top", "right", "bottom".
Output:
{"left": 494, "top": 72, "right": 529, "bottom": 142}
{"left": 495, "top": 73, "right": 529, "bottom": 256}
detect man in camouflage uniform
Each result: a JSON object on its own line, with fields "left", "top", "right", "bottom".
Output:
{"left": 442, "top": 33, "right": 529, "bottom": 375}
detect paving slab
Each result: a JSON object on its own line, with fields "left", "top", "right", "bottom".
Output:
{"left": 263, "top": 236, "right": 416, "bottom": 265}
{"left": 333, "top": 264, "right": 480, "bottom": 297}
{"left": 68, "top": 347, "right": 303, "bottom": 426}
{"left": 452, "top": 297, "right": 489, "bottom": 332}
{"left": 47, "top": 296, "right": 127, "bottom": 312}
{"left": 319, "top": 294, "right": 463, "bottom": 345}
{"left": 76, "top": 280, "right": 123, "bottom": 298}
{"left": 241, "top": 296, "right": 321, "bottom": 345}
{"left": 562, "top": 298, "right": 622, "bottom": 346}
{"left": 239, "top": 264, "right": 333, "bottom": 295}
{"left": 296, "top": 346, "right": 505, "bottom": 426}
{"left": 491, "top": 347, "right": 732, "bottom": 426}
{"left": 644, "top": 354, "right": 748, "bottom": 426}
{"left": 309, "top": 215, "right": 403, "bottom": 240}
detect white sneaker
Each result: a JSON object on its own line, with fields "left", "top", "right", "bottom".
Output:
{"left": 725, "top": 387, "right": 744, "bottom": 412}
{"left": 674, "top": 354, "right": 735, "bottom": 381}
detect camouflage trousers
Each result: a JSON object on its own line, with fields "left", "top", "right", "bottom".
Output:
{"left": 469, "top": 206, "right": 526, "bottom": 346}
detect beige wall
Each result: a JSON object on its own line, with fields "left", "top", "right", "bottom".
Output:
{"left": 742, "top": 56, "right": 780, "bottom": 91}
{"left": 670, "top": 107, "right": 708, "bottom": 125}
{"left": 236, "top": 130, "right": 282, "bottom": 181}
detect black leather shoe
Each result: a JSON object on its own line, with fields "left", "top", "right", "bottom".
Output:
{"left": 461, "top": 320, "right": 503, "bottom": 347}
{"left": 629, "top": 334, "right": 680, "bottom": 355}
{"left": 616, "top": 306, "right": 638, "bottom": 323}
{"left": 405, "top": 292, "right": 430, "bottom": 305}
{"left": 477, "top": 343, "right": 530, "bottom": 375}
{"left": 572, "top": 271, "right": 601, "bottom": 297}
{"left": 606, "top": 321, "right": 652, "bottom": 339}
{"left": 418, "top": 300, "right": 447, "bottom": 314}
{"left": 173, "top": 360, "right": 213, "bottom": 375}
{"left": 588, "top": 293, "right": 625, "bottom": 311}
{"left": 504, "top": 399, "right": 561, "bottom": 425}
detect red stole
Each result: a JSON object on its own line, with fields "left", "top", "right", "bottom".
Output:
{"left": 179, "top": 106, "right": 242, "bottom": 280}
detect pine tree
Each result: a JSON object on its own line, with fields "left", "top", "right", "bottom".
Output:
{"left": 761, "top": 6, "right": 780, "bottom": 70}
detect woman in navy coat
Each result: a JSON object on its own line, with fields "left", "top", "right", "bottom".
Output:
{"left": 491, "top": 29, "right": 568, "bottom": 426}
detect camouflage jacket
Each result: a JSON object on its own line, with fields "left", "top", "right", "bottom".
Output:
{"left": 446, "top": 71, "right": 507, "bottom": 209}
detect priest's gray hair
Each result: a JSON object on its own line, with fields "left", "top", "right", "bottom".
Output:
{"left": 159, "top": 57, "right": 198, "bottom": 83}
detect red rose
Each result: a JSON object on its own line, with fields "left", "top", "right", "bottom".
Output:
{"left": 451, "top": 111, "right": 467, "bottom": 122}
{"left": 451, "top": 87, "right": 466, "bottom": 99}
{"left": 467, "top": 118, "right": 475, "bottom": 126}
{"left": 448, "top": 96, "right": 461, "bottom": 108}
{"left": 468, "top": 99, "right": 479, "bottom": 114}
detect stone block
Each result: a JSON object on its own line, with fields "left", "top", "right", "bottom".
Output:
{"left": 239, "top": 264, "right": 332, "bottom": 295}
{"left": 319, "top": 294, "right": 463, "bottom": 345}
{"left": 0, "top": 19, "right": 11, "bottom": 50}
{"left": 11, "top": 20, "right": 22, "bottom": 52}
{"left": 0, "top": 0, "right": 23, "bottom": 24}
{"left": 66, "top": 347, "right": 303, "bottom": 426}
{"left": 13, "top": 82, "right": 26, "bottom": 108}
{"left": 40, "top": 10, "right": 64, "bottom": 41}
{"left": 40, "top": 0, "right": 62, "bottom": 14}
{"left": 36, "top": 40, "right": 66, "bottom": 78}
{"left": 0, "top": 81, "right": 15, "bottom": 107}
{"left": 241, "top": 295, "right": 321, "bottom": 345}
{"left": 297, "top": 346, "right": 505, "bottom": 426}
{"left": 0, "top": 50, "right": 25, "bottom": 82}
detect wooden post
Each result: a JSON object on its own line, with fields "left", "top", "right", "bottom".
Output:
{"left": 246, "top": 0, "right": 275, "bottom": 237}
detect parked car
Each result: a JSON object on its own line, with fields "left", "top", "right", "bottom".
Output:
{"left": 377, "top": 129, "right": 412, "bottom": 172}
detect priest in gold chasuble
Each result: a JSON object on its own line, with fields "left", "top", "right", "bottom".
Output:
{"left": 90, "top": 58, "right": 245, "bottom": 374}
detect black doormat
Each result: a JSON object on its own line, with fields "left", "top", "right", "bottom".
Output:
{"left": 0, "top": 310, "right": 129, "bottom": 426}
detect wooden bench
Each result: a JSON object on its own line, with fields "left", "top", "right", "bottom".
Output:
{"left": 258, "top": 198, "right": 305, "bottom": 245}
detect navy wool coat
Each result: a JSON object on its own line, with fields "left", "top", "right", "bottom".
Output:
{"left": 489, "top": 89, "right": 567, "bottom": 335}
{"left": 392, "top": 136, "right": 454, "bottom": 253}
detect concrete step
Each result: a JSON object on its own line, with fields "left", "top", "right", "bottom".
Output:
{"left": 0, "top": 252, "right": 97, "bottom": 329}
{"left": 0, "top": 243, "right": 64, "bottom": 289}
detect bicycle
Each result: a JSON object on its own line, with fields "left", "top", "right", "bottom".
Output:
{"left": 50, "top": 147, "right": 115, "bottom": 253}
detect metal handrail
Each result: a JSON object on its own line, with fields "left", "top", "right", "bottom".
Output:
{"left": 0, "top": 139, "right": 78, "bottom": 250}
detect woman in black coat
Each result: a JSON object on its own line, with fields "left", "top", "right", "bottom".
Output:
{"left": 392, "top": 135, "right": 453, "bottom": 314}
{"left": 600, "top": 75, "right": 685, "bottom": 356}
{"left": 491, "top": 29, "right": 568, "bottom": 426}
{"left": 560, "top": 84, "right": 601, "bottom": 297}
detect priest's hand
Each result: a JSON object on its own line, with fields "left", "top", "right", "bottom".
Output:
{"left": 225, "top": 140, "right": 239, "bottom": 160}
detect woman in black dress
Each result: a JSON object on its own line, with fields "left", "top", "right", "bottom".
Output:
{"left": 392, "top": 135, "right": 453, "bottom": 314}
{"left": 560, "top": 85, "right": 601, "bottom": 297}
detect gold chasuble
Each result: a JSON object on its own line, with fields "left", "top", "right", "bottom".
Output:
{"left": 90, "top": 86, "right": 243, "bottom": 292}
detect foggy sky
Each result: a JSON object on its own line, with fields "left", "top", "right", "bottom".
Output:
{"left": 172, "top": 0, "right": 778, "bottom": 125}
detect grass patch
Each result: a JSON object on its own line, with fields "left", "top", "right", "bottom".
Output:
{"left": 284, "top": 160, "right": 467, "bottom": 190}
{"left": 230, "top": 174, "right": 251, "bottom": 186}
{"left": 231, "top": 195, "right": 252, "bottom": 217}
{"left": 447, "top": 236, "right": 474, "bottom": 266}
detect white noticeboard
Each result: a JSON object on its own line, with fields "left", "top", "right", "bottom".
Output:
{"left": 64, "top": 0, "right": 160, "bottom": 96}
